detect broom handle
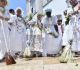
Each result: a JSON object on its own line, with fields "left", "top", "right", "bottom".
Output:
{"left": 1, "top": 20, "right": 9, "bottom": 52}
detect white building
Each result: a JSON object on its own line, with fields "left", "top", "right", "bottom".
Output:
{"left": 26, "top": 0, "right": 52, "bottom": 15}
{"left": 26, "top": 0, "right": 67, "bottom": 19}
{"left": 43, "top": 0, "right": 67, "bottom": 15}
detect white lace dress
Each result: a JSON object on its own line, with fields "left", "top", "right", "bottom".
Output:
{"left": 14, "top": 16, "right": 26, "bottom": 52}
{"left": 0, "top": 7, "right": 9, "bottom": 56}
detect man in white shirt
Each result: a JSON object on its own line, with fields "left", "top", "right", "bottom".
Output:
{"left": 41, "top": 9, "right": 59, "bottom": 56}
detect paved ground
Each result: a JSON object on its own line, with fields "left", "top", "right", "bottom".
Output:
{"left": 0, "top": 57, "right": 80, "bottom": 70}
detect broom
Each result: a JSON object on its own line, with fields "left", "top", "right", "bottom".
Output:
{"left": 1, "top": 20, "right": 16, "bottom": 65}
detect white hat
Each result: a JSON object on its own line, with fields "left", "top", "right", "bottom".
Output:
{"left": 45, "top": 9, "right": 52, "bottom": 12}
{"left": 56, "top": 14, "right": 62, "bottom": 20}
{"left": 15, "top": 7, "right": 24, "bottom": 15}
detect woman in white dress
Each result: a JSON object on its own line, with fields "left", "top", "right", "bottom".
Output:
{"left": 60, "top": 15, "right": 74, "bottom": 63}
{"left": 8, "top": 9, "right": 17, "bottom": 56}
{"left": 15, "top": 8, "right": 26, "bottom": 53}
{"left": 0, "top": 0, "right": 9, "bottom": 58}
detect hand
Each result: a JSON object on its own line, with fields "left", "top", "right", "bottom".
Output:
{"left": 49, "top": 32, "right": 58, "bottom": 38}
{"left": 0, "top": 16, "right": 4, "bottom": 20}
{"left": 49, "top": 32, "right": 53, "bottom": 35}
{"left": 9, "top": 23, "right": 13, "bottom": 26}
{"left": 8, "top": 27, "right": 11, "bottom": 31}
{"left": 69, "top": 40, "right": 73, "bottom": 45}
{"left": 5, "top": 17, "right": 9, "bottom": 21}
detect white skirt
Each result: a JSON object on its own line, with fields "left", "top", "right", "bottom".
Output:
{"left": 0, "top": 21, "right": 9, "bottom": 55}
{"left": 43, "top": 34, "right": 62, "bottom": 56}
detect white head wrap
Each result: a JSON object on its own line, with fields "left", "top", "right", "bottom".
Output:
{"left": 15, "top": 7, "right": 24, "bottom": 16}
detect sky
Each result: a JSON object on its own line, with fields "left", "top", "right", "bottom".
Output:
{"left": 7, "top": 0, "right": 27, "bottom": 16}
{"left": 6, "top": 0, "right": 67, "bottom": 17}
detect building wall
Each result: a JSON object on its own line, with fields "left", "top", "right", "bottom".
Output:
{"left": 26, "top": 0, "right": 52, "bottom": 15}
{"left": 26, "top": 0, "right": 67, "bottom": 20}
{"left": 43, "top": 0, "right": 67, "bottom": 16}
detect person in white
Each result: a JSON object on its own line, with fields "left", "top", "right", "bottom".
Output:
{"left": 8, "top": 9, "right": 17, "bottom": 55}
{"left": 71, "top": 10, "right": 80, "bottom": 54}
{"left": 30, "top": 14, "right": 43, "bottom": 56}
{"left": 41, "top": 9, "right": 59, "bottom": 56}
{"left": 60, "top": 13, "right": 74, "bottom": 63}
{"left": 57, "top": 15, "right": 64, "bottom": 54}
{"left": 15, "top": 8, "right": 26, "bottom": 54}
{"left": 62, "top": 7, "right": 80, "bottom": 55}
{"left": 0, "top": 0, "right": 10, "bottom": 59}
{"left": 62, "top": 13, "right": 73, "bottom": 48}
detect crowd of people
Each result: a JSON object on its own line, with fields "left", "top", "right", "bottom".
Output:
{"left": 0, "top": 0, "right": 80, "bottom": 63}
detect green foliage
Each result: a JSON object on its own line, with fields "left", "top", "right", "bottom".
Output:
{"left": 28, "top": 13, "right": 33, "bottom": 21}
{"left": 65, "top": 16, "right": 70, "bottom": 25}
